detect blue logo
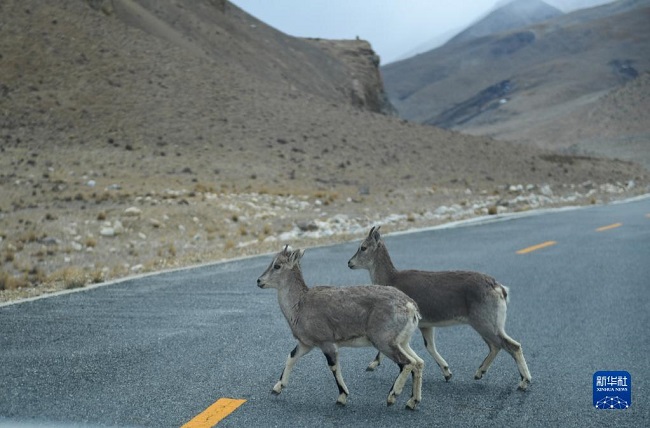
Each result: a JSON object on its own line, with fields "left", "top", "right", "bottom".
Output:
{"left": 593, "top": 371, "right": 631, "bottom": 409}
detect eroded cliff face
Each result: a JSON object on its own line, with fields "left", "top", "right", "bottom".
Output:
{"left": 308, "top": 39, "right": 397, "bottom": 115}
{"left": 85, "top": 0, "right": 394, "bottom": 114}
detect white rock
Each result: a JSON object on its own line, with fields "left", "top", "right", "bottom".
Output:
{"left": 124, "top": 207, "right": 142, "bottom": 217}
{"left": 113, "top": 220, "right": 124, "bottom": 235}
{"left": 100, "top": 227, "right": 115, "bottom": 237}
{"left": 434, "top": 206, "right": 449, "bottom": 215}
{"left": 601, "top": 183, "right": 623, "bottom": 194}
{"left": 540, "top": 184, "right": 553, "bottom": 196}
{"left": 71, "top": 242, "right": 83, "bottom": 252}
{"left": 131, "top": 264, "right": 144, "bottom": 272}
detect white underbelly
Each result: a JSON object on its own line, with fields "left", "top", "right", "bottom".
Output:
{"left": 420, "top": 316, "right": 469, "bottom": 328}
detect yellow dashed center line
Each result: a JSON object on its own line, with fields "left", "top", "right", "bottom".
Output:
{"left": 182, "top": 398, "right": 246, "bottom": 428}
{"left": 516, "top": 241, "right": 557, "bottom": 254}
{"left": 596, "top": 223, "right": 622, "bottom": 232}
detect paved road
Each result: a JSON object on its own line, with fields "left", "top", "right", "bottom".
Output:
{"left": 1, "top": 197, "right": 649, "bottom": 427}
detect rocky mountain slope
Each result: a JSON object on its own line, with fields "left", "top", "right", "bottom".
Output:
{"left": 0, "top": 0, "right": 647, "bottom": 301}
{"left": 382, "top": 0, "right": 650, "bottom": 166}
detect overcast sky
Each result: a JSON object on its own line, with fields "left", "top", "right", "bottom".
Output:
{"left": 229, "top": 0, "right": 615, "bottom": 65}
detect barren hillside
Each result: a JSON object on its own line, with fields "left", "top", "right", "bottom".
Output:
{"left": 514, "top": 72, "right": 650, "bottom": 166}
{"left": 0, "top": 0, "right": 647, "bottom": 302}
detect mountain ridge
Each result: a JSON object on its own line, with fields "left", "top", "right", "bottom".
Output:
{"left": 381, "top": 0, "right": 650, "bottom": 166}
{"left": 447, "top": 0, "right": 563, "bottom": 45}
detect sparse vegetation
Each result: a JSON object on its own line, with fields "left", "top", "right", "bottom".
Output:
{"left": 224, "top": 240, "right": 235, "bottom": 251}
{"left": 4, "top": 250, "right": 15, "bottom": 263}
{"left": 0, "top": 271, "right": 28, "bottom": 291}
{"left": 51, "top": 267, "right": 87, "bottom": 289}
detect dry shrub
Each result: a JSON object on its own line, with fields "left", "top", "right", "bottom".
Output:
{"left": 19, "top": 231, "right": 38, "bottom": 243}
{"left": 313, "top": 190, "right": 339, "bottom": 205}
{"left": 26, "top": 265, "right": 47, "bottom": 284}
{"left": 0, "top": 271, "right": 29, "bottom": 290}
{"left": 158, "top": 243, "right": 176, "bottom": 258}
{"left": 90, "top": 269, "right": 105, "bottom": 284}
{"left": 50, "top": 266, "right": 87, "bottom": 289}
{"left": 194, "top": 183, "right": 216, "bottom": 194}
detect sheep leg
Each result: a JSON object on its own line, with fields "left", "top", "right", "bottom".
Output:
{"left": 500, "top": 333, "right": 531, "bottom": 390}
{"left": 421, "top": 327, "right": 452, "bottom": 381}
{"left": 381, "top": 343, "right": 420, "bottom": 408}
{"left": 474, "top": 340, "right": 500, "bottom": 380}
{"left": 322, "top": 344, "right": 350, "bottom": 405}
{"left": 402, "top": 342, "right": 424, "bottom": 410}
{"left": 273, "top": 342, "right": 313, "bottom": 395}
{"left": 366, "top": 351, "right": 383, "bottom": 371}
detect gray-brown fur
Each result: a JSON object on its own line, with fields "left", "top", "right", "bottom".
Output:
{"left": 257, "top": 246, "right": 424, "bottom": 409}
{"left": 348, "top": 226, "right": 531, "bottom": 390}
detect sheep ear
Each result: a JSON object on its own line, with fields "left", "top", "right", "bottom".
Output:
{"left": 289, "top": 248, "right": 305, "bottom": 266}
{"left": 371, "top": 225, "right": 381, "bottom": 242}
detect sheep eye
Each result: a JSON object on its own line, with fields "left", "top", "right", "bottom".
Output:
{"left": 360, "top": 246, "right": 367, "bottom": 252}
{"left": 273, "top": 264, "right": 281, "bottom": 270}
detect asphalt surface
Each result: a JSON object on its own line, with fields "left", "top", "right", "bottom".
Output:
{"left": 1, "top": 196, "right": 649, "bottom": 427}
